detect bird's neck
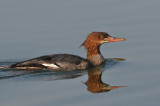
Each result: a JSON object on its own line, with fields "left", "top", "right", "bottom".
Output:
{"left": 84, "top": 44, "right": 105, "bottom": 66}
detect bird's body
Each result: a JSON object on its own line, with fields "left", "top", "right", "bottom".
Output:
{"left": 1, "top": 32, "right": 126, "bottom": 71}
{"left": 6, "top": 54, "right": 91, "bottom": 71}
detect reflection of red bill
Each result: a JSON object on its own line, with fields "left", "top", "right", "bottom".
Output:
{"left": 108, "top": 86, "right": 128, "bottom": 90}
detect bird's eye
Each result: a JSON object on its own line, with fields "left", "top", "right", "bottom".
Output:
{"left": 99, "top": 35, "right": 104, "bottom": 40}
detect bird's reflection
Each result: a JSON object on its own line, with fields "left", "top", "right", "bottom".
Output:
{"left": 85, "top": 60, "right": 127, "bottom": 93}
{"left": 0, "top": 58, "right": 127, "bottom": 93}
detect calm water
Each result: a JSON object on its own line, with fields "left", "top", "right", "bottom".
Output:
{"left": 0, "top": 0, "right": 160, "bottom": 106}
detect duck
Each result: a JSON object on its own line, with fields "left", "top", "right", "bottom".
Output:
{"left": 1, "top": 32, "right": 126, "bottom": 71}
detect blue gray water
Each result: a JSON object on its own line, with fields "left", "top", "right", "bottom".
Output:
{"left": 0, "top": 0, "right": 160, "bottom": 106}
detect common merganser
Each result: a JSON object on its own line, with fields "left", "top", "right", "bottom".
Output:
{"left": 1, "top": 32, "right": 126, "bottom": 71}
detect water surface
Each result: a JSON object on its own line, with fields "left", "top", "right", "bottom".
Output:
{"left": 0, "top": 0, "right": 160, "bottom": 106}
